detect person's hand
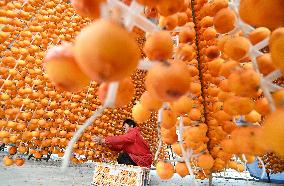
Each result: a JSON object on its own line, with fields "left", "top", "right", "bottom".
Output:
{"left": 93, "top": 136, "right": 105, "bottom": 144}
{"left": 93, "top": 136, "right": 102, "bottom": 143}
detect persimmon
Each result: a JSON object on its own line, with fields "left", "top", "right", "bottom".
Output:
{"left": 172, "top": 143, "right": 182, "bottom": 156}
{"left": 245, "top": 110, "right": 262, "bottom": 123}
{"left": 187, "top": 65, "right": 199, "bottom": 77}
{"left": 262, "top": 108, "right": 284, "bottom": 157}
{"left": 156, "top": 0, "right": 184, "bottom": 17}
{"left": 223, "top": 96, "right": 255, "bottom": 116}
{"left": 8, "top": 146, "right": 17, "bottom": 155}
{"left": 140, "top": 91, "right": 163, "bottom": 111}
{"left": 237, "top": 164, "right": 245, "bottom": 172}
{"left": 230, "top": 126, "right": 266, "bottom": 155}
{"left": 228, "top": 161, "right": 238, "bottom": 170}
{"left": 179, "top": 27, "right": 195, "bottom": 43}
{"left": 9, "top": 135, "right": 18, "bottom": 143}
{"left": 143, "top": 31, "right": 173, "bottom": 61}
{"left": 144, "top": 6, "right": 158, "bottom": 18}
{"left": 170, "top": 96, "right": 192, "bottom": 115}
{"left": 181, "top": 0, "right": 191, "bottom": 11}
{"left": 70, "top": 0, "right": 104, "bottom": 18}
{"left": 256, "top": 53, "right": 277, "bottom": 75}
{"left": 31, "top": 131, "right": 40, "bottom": 138}
{"left": 239, "top": 0, "right": 284, "bottom": 30}
{"left": 207, "top": 0, "right": 228, "bottom": 16}
{"left": 241, "top": 155, "right": 255, "bottom": 164}
{"left": 205, "top": 46, "right": 220, "bottom": 59}
{"left": 2, "top": 25, "right": 14, "bottom": 32}
{"left": 34, "top": 151, "right": 42, "bottom": 159}
{"left": 185, "top": 140, "right": 205, "bottom": 150}
{"left": 219, "top": 60, "right": 238, "bottom": 78}
{"left": 178, "top": 116, "right": 191, "bottom": 126}
{"left": 176, "top": 44, "right": 195, "bottom": 61}
{"left": 222, "top": 121, "right": 237, "bottom": 134}
{"left": 161, "top": 126, "right": 177, "bottom": 139}
{"left": 214, "top": 110, "right": 232, "bottom": 122}
{"left": 255, "top": 98, "right": 271, "bottom": 116}
{"left": 207, "top": 58, "right": 224, "bottom": 77}
{"left": 132, "top": 103, "right": 151, "bottom": 123}
{"left": 156, "top": 161, "right": 174, "bottom": 180}
{"left": 217, "top": 91, "right": 234, "bottom": 101}
{"left": 223, "top": 36, "right": 251, "bottom": 60}
{"left": 177, "top": 12, "right": 189, "bottom": 27}
{"left": 3, "top": 156, "right": 13, "bottom": 166}
{"left": 18, "top": 146, "right": 28, "bottom": 154}
{"left": 185, "top": 8, "right": 193, "bottom": 19}
{"left": 162, "top": 134, "right": 178, "bottom": 145}
{"left": 22, "top": 132, "right": 32, "bottom": 141}
{"left": 175, "top": 162, "right": 189, "bottom": 177}
{"left": 249, "top": 27, "right": 271, "bottom": 45}
{"left": 74, "top": 19, "right": 140, "bottom": 82}
{"left": 228, "top": 69, "right": 260, "bottom": 97}
{"left": 184, "top": 21, "right": 195, "bottom": 29}
{"left": 203, "top": 27, "right": 217, "bottom": 41}
{"left": 6, "top": 121, "right": 17, "bottom": 129}
{"left": 213, "top": 8, "right": 236, "bottom": 34}
{"left": 159, "top": 14, "right": 179, "bottom": 30}
{"left": 220, "top": 141, "right": 236, "bottom": 156}
{"left": 221, "top": 140, "right": 235, "bottom": 153}
{"left": 269, "top": 28, "right": 284, "bottom": 71}
{"left": 190, "top": 82, "right": 201, "bottom": 95}
{"left": 188, "top": 108, "right": 201, "bottom": 121}
{"left": 209, "top": 126, "right": 227, "bottom": 141}
{"left": 217, "top": 35, "right": 231, "bottom": 51}
{"left": 194, "top": 144, "right": 208, "bottom": 155}
{"left": 207, "top": 86, "right": 220, "bottom": 97}
{"left": 183, "top": 126, "right": 207, "bottom": 143}
{"left": 197, "top": 154, "right": 214, "bottom": 170}
{"left": 200, "top": 16, "right": 213, "bottom": 28}
{"left": 212, "top": 102, "right": 223, "bottom": 112}
{"left": 98, "top": 78, "right": 134, "bottom": 107}
{"left": 136, "top": 0, "right": 161, "bottom": 6}
{"left": 44, "top": 43, "right": 90, "bottom": 92}
{"left": 0, "top": 32, "right": 9, "bottom": 43}
{"left": 145, "top": 61, "right": 191, "bottom": 102}
{"left": 15, "top": 158, "right": 25, "bottom": 166}
{"left": 161, "top": 109, "right": 177, "bottom": 129}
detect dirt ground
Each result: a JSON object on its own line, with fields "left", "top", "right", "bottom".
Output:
{"left": 0, "top": 152, "right": 281, "bottom": 186}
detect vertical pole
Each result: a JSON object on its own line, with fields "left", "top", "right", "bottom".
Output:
{"left": 266, "top": 172, "right": 271, "bottom": 183}
{"left": 208, "top": 174, "right": 213, "bottom": 186}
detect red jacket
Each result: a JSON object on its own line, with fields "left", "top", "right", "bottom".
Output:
{"left": 105, "top": 128, "right": 153, "bottom": 168}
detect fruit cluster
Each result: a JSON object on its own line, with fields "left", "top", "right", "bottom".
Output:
{"left": 260, "top": 153, "right": 284, "bottom": 174}
{"left": 132, "top": 0, "right": 284, "bottom": 180}
{"left": 0, "top": 0, "right": 161, "bottom": 166}
{"left": 196, "top": 0, "right": 284, "bottom": 176}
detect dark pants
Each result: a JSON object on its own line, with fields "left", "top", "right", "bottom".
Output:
{"left": 117, "top": 152, "right": 137, "bottom": 166}
{"left": 0, "top": 143, "right": 5, "bottom": 151}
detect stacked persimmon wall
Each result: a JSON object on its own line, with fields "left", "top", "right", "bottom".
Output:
{"left": 0, "top": 0, "right": 163, "bottom": 164}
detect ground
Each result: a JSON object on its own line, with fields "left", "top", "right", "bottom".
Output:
{"left": 0, "top": 152, "right": 281, "bottom": 186}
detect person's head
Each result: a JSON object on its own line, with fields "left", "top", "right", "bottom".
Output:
{"left": 123, "top": 119, "right": 136, "bottom": 132}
